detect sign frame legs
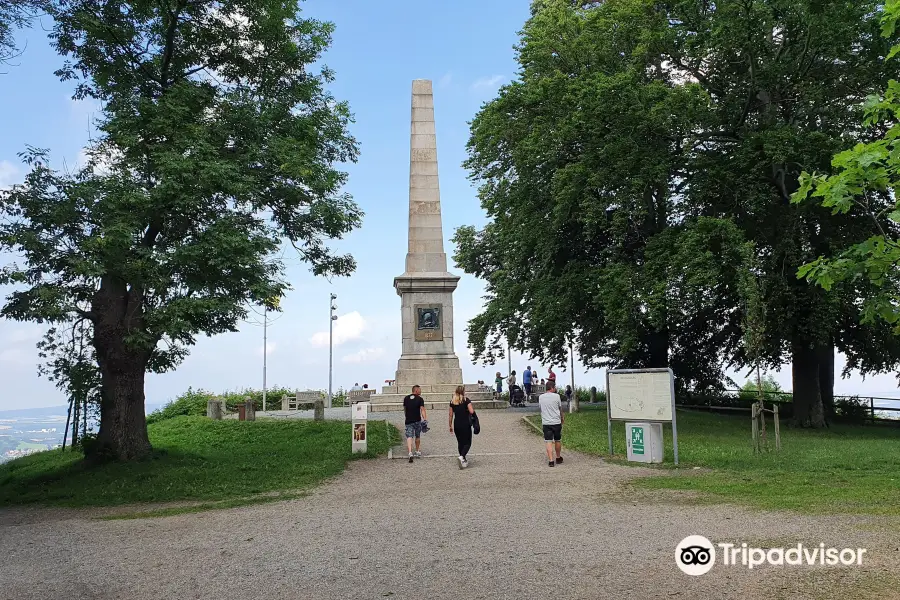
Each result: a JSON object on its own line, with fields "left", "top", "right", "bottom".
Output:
{"left": 606, "top": 369, "right": 614, "bottom": 456}
{"left": 669, "top": 371, "right": 679, "bottom": 465}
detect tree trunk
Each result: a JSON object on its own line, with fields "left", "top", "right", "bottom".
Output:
{"left": 88, "top": 354, "right": 152, "bottom": 462}
{"left": 71, "top": 392, "right": 81, "bottom": 448}
{"left": 817, "top": 340, "right": 835, "bottom": 421}
{"left": 86, "top": 280, "right": 153, "bottom": 463}
{"left": 791, "top": 340, "right": 826, "bottom": 428}
{"left": 648, "top": 328, "right": 669, "bottom": 368}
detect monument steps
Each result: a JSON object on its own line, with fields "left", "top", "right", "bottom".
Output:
{"left": 368, "top": 391, "right": 507, "bottom": 413}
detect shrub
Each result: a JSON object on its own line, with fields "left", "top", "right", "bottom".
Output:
{"left": 217, "top": 387, "right": 296, "bottom": 412}
{"left": 148, "top": 386, "right": 346, "bottom": 423}
{"left": 738, "top": 374, "right": 787, "bottom": 403}
{"left": 147, "top": 387, "right": 214, "bottom": 424}
{"left": 834, "top": 396, "right": 870, "bottom": 424}
{"left": 573, "top": 386, "right": 603, "bottom": 404}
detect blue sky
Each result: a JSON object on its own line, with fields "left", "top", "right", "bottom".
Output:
{"left": 1, "top": 0, "right": 898, "bottom": 410}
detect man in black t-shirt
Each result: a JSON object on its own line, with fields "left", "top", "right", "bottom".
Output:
{"left": 403, "top": 385, "right": 427, "bottom": 463}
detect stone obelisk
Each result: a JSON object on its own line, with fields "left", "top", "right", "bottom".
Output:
{"left": 391, "top": 79, "right": 463, "bottom": 393}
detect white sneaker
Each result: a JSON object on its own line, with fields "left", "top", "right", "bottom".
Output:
{"left": 461, "top": 459, "right": 468, "bottom": 469}
{"left": 457, "top": 456, "right": 465, "bottom": 469}
{"left": 414, "top": 450, "right": 422, "bottom": 458}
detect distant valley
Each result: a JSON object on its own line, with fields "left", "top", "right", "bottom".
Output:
{"left": 0, "top": 402, "right": 165, "bottom": 462}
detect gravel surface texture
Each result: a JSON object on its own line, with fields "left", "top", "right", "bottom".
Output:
{"left": 1, "top": 411, "right": 897, "bottom": 600}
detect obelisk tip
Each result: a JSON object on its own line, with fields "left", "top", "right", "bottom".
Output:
{"left": 412, "top": 79, "right": 433, "bottom": 95}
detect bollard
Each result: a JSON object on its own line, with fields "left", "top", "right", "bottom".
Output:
{"left": 244, "top": 397, "right": 256, "bottom": 421}
{"left": 314, "top": 399, "right": 325, "bottom": 422}
{"left": 207, "top": 399, "right": 224, "bottom": 420}
{"left": 590, "top": 386, "right": 597, "bottom": 403}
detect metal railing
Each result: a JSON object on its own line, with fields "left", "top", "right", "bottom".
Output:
{"left": 676, "top": 390, "right": 900, "bottom": 421}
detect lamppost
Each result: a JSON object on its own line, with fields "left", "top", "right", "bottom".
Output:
{"left": 262, "top": 296, "right": 280, "bottom": 413}
{"left": 328, "top": 293, "right": 337, "bottom": 409}
{"left": 263, "top": 303, "right": 268, "bottom": 412}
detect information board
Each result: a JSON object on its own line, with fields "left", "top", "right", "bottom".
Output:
{"left": 606, "top": 368, "right": 679, "bottom": 465}
{"left": 607, "top": 369, "right": 674, "bottom": 422}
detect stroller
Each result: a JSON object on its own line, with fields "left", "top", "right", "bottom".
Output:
{"left": 509, "top": 384, "right": 527, "bottom": 407}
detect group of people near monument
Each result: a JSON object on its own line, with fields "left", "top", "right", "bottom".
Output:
{"left": 494, "top": 365, "right": 573, "bottom": 407}
{"left": 499, "top": 365, "right": 556, "bottom": 395}
{"left": 402, "top": 379, "right": 565, "bottom": 468}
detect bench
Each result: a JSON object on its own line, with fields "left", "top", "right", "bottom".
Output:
{"left": 282, "top": 390, "right": 325, "bottom": 411}
{"left": 348, "top": 389, "right": 374, "bottom": 404}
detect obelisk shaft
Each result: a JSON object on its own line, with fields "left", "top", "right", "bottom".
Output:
{"left": 390, "top": 79, "right": 463, "bottom": 392}
{"left": 405, "top": 79, "right": 449, "bottom": 275}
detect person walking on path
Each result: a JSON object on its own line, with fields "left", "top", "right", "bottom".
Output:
{"left": 403, "top": 385, "right": 427, "bottom": 463}
{"left": 523, "top": 366, "right": 533, "bottom": 397}
{"left": 539, "top": 380, "right": 564, "bottom": 467}
{"left": 448, "top": 385, "right": 475, "bottom": 469}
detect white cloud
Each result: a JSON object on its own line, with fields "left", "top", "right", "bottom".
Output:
{"left": 76, "top": 147, "right": 116, "bottom": 176}
{"left": 69, "top": 97, "right": 101, "bottom": 137}
{"left": 2, "top": 327, "right": 43, "bottom": 345}
{"left": 0, "top": 348, "right": 28, "bottom": 365}
{"left": 342, "top": 347, "right": 385, "bottom": 364}
{"left": 438, "top": 72, "right": 453, "bottom": 88}
{"left": 471, "top": 75, "right": 504, "bottom": 91}
{"left": 0, "top": 160, "right": 20, "bottom": 189}
{"left": 310, "top": 311, "right": 367, "bottom": 347}
{"left": 256, "top": 342, "right": 276, "bottom": 357}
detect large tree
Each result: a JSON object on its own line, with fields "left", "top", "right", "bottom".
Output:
{"left": 793, "top": 0, "right": 900, "bottom": 337}
{"left": 0, "top": 0, "right": 360, "bottom": 461}
{"left": 457, "top": 0, "right": 900, "bottom": 425}
{"left": 661, "top": 0, "right": 900, "bottom": 425}
{"left": 454, "top": 0, "right": 751, "bottom": 392}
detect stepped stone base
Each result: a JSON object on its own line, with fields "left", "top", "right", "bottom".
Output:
{"left": 368, "top": 389, "right": 506, "bottom": 413}
{"left": 381, "top": 383, "right": 491, "bottom": 395}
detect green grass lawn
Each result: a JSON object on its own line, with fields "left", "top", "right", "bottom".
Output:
{"left": 0, "top": 416, "right": 399, "bottom": 513}
{"left": 527, "top": 407, "right": 900, "bottom": 516}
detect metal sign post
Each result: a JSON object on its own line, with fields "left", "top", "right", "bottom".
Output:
{"left": 606, "top": 367, "right": 679, "bottom": 465}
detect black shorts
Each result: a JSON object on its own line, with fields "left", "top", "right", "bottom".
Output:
{"left": 524, "top": 383, "right": 532, "bottom": 395}
{"left": 542, "top": 424, "right": 562, "bottom": 441}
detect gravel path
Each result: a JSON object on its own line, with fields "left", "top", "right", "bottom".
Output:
{"left": 1, "top": 411, "right": 897, "bottom": 600}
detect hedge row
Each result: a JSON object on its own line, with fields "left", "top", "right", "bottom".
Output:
{"left": 147, "top": 387, "right": 348, "bottom": 424}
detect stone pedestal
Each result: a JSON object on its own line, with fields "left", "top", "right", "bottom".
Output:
{"left": 207, "top": 399, "right": 224, "bottom": 420}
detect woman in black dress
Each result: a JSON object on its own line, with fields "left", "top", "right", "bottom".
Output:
{"left": 448, "top": 385, "right": 475, "bottom": 469}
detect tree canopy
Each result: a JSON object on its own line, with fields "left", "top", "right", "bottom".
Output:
{"left": 455, "top": 0, "right": 900, "bottom": 426}
{"left": 0, "top": 0, "right": 45, "bottom": 69}
{"left": 0, "top": 0, "right": 360, "bottom": 460}
{"left": 793, "top": 0, "right": 900, "bottom": 337}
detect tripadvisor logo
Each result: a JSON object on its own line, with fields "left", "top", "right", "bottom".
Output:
{"left": 676, "top": 535, "right": 716, "bottom": 576}
{"left": 675, "top": 536, "right": 867, "bottom": 576}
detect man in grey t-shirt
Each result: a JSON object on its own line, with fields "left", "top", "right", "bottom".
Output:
{"left": 538, "top": 380, "right": 564, "bottom": 467}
